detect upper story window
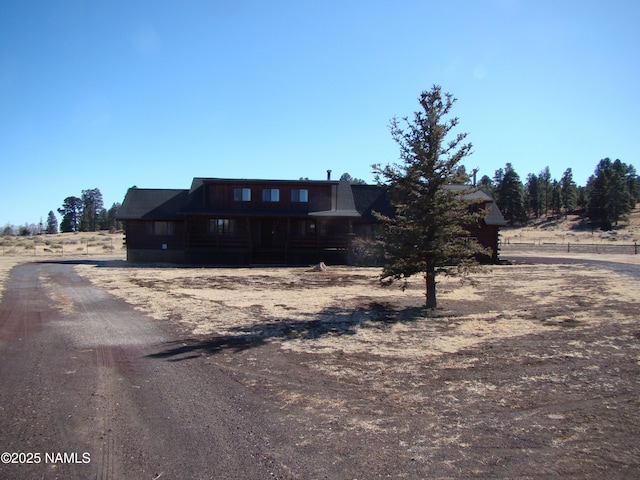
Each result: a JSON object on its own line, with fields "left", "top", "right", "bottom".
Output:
{"left": 262, "top": 188, "right": 280, "bottom": 202}
{"left": 233, "top": 188, "right": 251, "bottom": 202}
{"left": 291, "top": 189, "right": 308, "bottom": 203}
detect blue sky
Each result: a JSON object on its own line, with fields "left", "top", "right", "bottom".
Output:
{"left": 1, "top": 0, "right": 639, "bottom": 227}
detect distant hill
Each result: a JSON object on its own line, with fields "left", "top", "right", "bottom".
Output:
{"left": 501, "top": 205, "right": 640, "bottom": 245}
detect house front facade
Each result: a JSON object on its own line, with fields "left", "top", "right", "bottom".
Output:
{"left": 117, "top": 177, "right": 506, "bottom": 265}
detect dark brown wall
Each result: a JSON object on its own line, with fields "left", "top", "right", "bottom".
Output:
{"left": 205, "top": 182, "right": 333, "bottom": 212}
{"left": 124, "top": 220, "right": 185, "bottom": 250}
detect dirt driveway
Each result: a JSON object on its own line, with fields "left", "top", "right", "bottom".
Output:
{"left": 1, "top": 256, "right": 639, "bottom": 478}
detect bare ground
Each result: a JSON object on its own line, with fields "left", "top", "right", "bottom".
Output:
{"left": 63, "top": 254, "right": 640, "bottom": 478}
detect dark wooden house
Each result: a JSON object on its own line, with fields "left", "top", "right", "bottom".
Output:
{"left": 117, "top": 177, "right": 506, "bottom": 265}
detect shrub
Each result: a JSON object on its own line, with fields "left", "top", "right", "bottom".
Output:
{"left": 349, "top": 237, "right": 385, "bottom": 266}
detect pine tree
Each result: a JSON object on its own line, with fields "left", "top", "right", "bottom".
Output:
{"left": 550, "top": 180, "right": 562, "bottom": 215}
{"left": 538, "top": 167, "right": 552, "bottom": 216}
{"left": 45, "top": 211, "right": 58, "bottom": 234}
{"left": 560, "top": 168, "right": 577, "bottom": 217}
{"left": 103, "top": 202, "right": 121, "bottom": 231}
{"left": 478, "top": 175, "right": 494, "bottom": 193}
{"left": 586, "top": 158, "right": 633, "bottom": 230}
{"left": 372, "top": 86, "right": 488, "bottom": 309}
{"left": 494, "top": 163, "right": 527, "bottom": 224}
{"left": 58, "top": 196, "right": 82, "bottom": 232}
{"left": 79, "top": 188, "right": 104, "bottom": 232}
{"left": 525, "top": 173, "right": 540, "bottom": 218}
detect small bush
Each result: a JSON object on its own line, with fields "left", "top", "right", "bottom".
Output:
{"left": 349, "top": 238, "right": 385, "bottom": 266}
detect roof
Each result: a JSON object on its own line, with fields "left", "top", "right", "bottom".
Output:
{"left": 309, "top": 180, "right": 361, "bottom": 218}
{"left": 351, "top": 184, "right": 394, "bottom": 220}
{"left": 444, "top": 183, "right": 493, "bottom": 200}
{"left": 190, "top": 177, "right": 338, "bottom": 188}
{"left": 484, "top": 202, "right": 508, "bottom": 226}
{"left": 116, "top": 188, "right": 188, "bottom": 220}
{"left": 116, "top": 178, "right": 507, "bottom": 226}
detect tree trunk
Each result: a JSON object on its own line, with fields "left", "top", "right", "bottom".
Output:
{"left": 425, "top": 262, "right": 437, "bottom": 309}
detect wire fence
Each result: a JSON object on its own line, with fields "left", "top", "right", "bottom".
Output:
{"left": 500, "top": 242, "right": 639, "bottom": 255}
{"left": 0, "top": 239, "right": 125, "bottom": 257}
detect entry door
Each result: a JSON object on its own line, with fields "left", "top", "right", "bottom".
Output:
{"left": 260, "top": 219, "right": 285, "bottom": 248}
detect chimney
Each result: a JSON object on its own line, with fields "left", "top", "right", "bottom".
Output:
{"left": 327, "top": 169, "right": 332, "bottom": 181}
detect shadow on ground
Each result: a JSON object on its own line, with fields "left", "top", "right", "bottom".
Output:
{"left": 147, "top": 303, "right": 429, "bottom": 361}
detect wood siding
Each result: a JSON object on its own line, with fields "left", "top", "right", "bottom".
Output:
{"left": 204, "top": 181, "right": 333, "bottom": 213}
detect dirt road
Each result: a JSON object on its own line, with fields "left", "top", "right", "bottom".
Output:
{"left": 0, "top": 262, "right": 295, "bottom": 479}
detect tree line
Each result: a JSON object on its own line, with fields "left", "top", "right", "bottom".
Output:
{"left": 2, "top": 188, "right": 121, "bottom": 236}
{"left": 56, "top": 188, "right": 121, "bottom": 233}
{"left": 479, "top": 160, "right": 640, "bottom": 230}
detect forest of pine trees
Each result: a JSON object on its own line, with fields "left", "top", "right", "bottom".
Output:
{"left": 481, "top": 159, "right": 640, "bottom": 229}
{"left": 57, "top": 188, "right": 121, "bottom": 233}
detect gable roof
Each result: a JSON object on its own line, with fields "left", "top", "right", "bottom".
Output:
{"left": 116, "top": 188, "right": 188, "bottom": 220}
{"left": 351, "top": 184, "right": 394, "bottom": 221}
{"left": 483, "top": 202, "right": 508, "bottom": 226}
{"left": 309, "top": 180, "right": 361, "bottom": 218}
{"left": 116, "top": 178, "right": 507, "bottom": 226}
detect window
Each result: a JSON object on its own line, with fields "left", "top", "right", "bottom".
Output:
{"left": 209, "top": 219, "right": 236, "bottom": 235}
{"left": 298, "top": 220, "right": 316, "bottom": 236}
{"left": 262, "top": 189, "right": 280, "bottom": 202}
{"left": 291, "top": 189, "right": 308, "bottom": 203}
{"left": 233, "top": 188, "right": 251, "bottom": 202}
{"left": 151, "top": 221, "right": 174, "bottom": 236}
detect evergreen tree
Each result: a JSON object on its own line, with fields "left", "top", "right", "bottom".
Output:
{"left": 550, "top": 180, "right": 562, "bottom": 215}
{"left": 45, "top": 211, "right": 58, "bottom": 234}
{"left": 339, "top": 173, "right": 367, "bottom": 185}
{"left": 537, "top": 167, "right": 552, "bottom": 216}
{"left": 621, "top": 163, "right": 640, "bottom": 206}
{"left": 106, "top": 202, "right": 121, "bottom": 231}
{"left": 525, "top": 173, "right": 540, "bottom": 218}
{"left": 451, "top": 165, "right": 471, "bottom": 184}
{"left": 560, "top": 168, "right": 577, "bottom": 217}
{"left": 372, "top": 86, "right": 488, "bottom": 308}
{"left": 478, "top": 175, "right": 494, "bottom": 193}
{"left": 79, "top": 188, "right": 104, "bottom": 232}
{"left": 586, "top": 158, "right": 633, "bottom": 230}
{"left": 576, "top": 185, "right": 588, "bottom": 211}
{"left": 58, "top": 196, "right": 82, "bottom": 232}
{"left": 493, "top": 163, "right": 527, "bottom": 224}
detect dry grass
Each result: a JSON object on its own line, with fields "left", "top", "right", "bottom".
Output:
{"left": 74, "top": 261, "right": 639, "bottom": 362}
{"left": 501, "top": 206, "right": 640, "bottom": 245}
{"left": 0, "top": 231, "right": 125, "bottom": 257}
{"left": 0, "top": 232, "right": 125, "bottom": 303}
